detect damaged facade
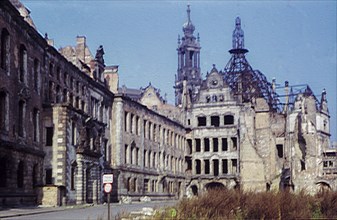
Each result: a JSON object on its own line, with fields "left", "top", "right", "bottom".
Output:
{"left": 0, "top": 0, "right": 336, "bottom": 207}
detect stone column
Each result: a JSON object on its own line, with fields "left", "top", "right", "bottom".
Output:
{"left": 219, "top": 159, "right": 223, "bottom": 174}
{"left": 219, "top": 138, "right": 222, "bottom": 153}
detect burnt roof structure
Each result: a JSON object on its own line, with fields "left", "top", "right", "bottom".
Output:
{"left": 224, "top": 17, "right": 278, "bottom": 111}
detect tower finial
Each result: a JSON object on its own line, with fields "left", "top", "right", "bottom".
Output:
{"left": 232, "top": 16, "right": 244, "bottom": 49}
{"left": 187, "top": 5, "right": 191, "bottom": 22}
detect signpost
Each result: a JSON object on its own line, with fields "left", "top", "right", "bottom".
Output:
{"left": 103, "top": 174, "right": 113, "bottom": 220}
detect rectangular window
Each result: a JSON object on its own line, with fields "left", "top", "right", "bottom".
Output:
{"left": 18, "top": 100, "right": 25, "bottom": 137}
{"left": 197, "top": 116, "right": 206, "bottom": 126}
{"left": 45, "top": 168, "right": 53, "bottom": 185}
{"left": 46, "top": 127, "right": 53, "bottom": 146}
{"left": 195, "top": 160, "right": 201, "bottom": 174}
{"left": 204, "top": 138, "right": 210, "bottom": 152}
{"left": 232, "top": 159, "right": 237, "bottom": 174}
{"left": 0, "top": 92, "right": 7, "bottom": 131}
{"left": 71, "top": 166, "right": 75, "bottom": 190}
{"left": 222, "top": 159, "right": 228, "bottom": 174}
{"left": 211, "top": 116, "right": 220, "bottom": 127}
{"left": 195, "top": 138, "right": 201, "bottom": 152}
{"left": 33, "top": 108, "right": 39, "bottom": 142}
{"left": 276, "top": 144, "right": 283, "bottom": 158}
{"left": 213, "top": 138, "right": 218, "bottom": 152}
{"left": 187, "top": 139, "right": 192, "bottom": 154}
{"left": 205, "top": 160, "right": 210, "bottom": 174}
{"left": 231, "top": 137, "right": 237, "bottom": 150}
{"left": 222, "top": 138, "right": 228, "bottom": 151}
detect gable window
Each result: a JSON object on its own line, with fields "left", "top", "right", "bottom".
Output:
{"left": 1, "top": 28, "right": 10, "bottom": 73}
{"left": 224, "top": 115, "right": 234, "bottom": 125}
{"left": 197, "top": 116, "right": 206, "bottom": 126}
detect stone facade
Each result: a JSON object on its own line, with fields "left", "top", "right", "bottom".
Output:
{"left": 0, "top": 0, "right": 113, "bottom": 206}
{"left": 110, "top": 94, "right": 186, "bottom": 201}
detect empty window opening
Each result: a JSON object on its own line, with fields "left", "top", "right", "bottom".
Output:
{"left": 19, "top": 45, "right": 27, "bottom": 83}
{"left": 18, "top": 100, "right": 25, "bottom": 137}
{"left": 45, "top": 168, "right": 53, "bottom": 185}
{"left": 232, "top": 159, "right": 238, "bottom": 174}
{"left": 224, "top": 115, "right": 234, "bottom": 125}
{"left": 186, "top": 158, "right": 192, "bottom": 171}
{"left": 205, "top": 160, "right": 210, "bottom": 174}
{"left": 33, "top": 108, "right": 39, "bottom": 142}
{"left": 211, "top": 116, "right": 220, "bottom": 127}
{"left": 124, "top": 112, "right": 128, "bottom": 132}
{"left": 33, "top": 59, "right": 40, "bottom": 92}
{"left": 0, "top": 91, "right": 8, "bottom": 131}
{"left": 231, "top": 137, "right": 238, "bottom": 150}
{"left": 198, "top": 116, "right": 206, "bottom": 126}
{"left": 0, "top": 158, "right": 7, "bottom": 187}
{"left": 222, "top": 138, "right": 228, "bottom": 151}
{"left": 195, "top": 138, "right": 201, "bottom": 152}
{"left": 71, "top": 165, "right": 76, "bottom": 190}
{"left": 276, "top": 144, "right": 283, "bottom": 158}
{"left": 213, "top": 160, "right": 219, "bottom": 176}
{"left": 46, "top": 127, "right": 53, "bottom": 146}
{"left": 187, "top": 119, "right": 191, "bottom": 125}
{"left": 1, "top": 29, "right": 10, "bottom": 72}
{"left": 187, "top": 139, "right": 192, "bottom": 154}
{"left": 204, "top": 138, "right": 210, "bottom": 152}
{"left": 213, "top": 138, "right": 218, "bottom": 152}
{"left": 17, "top": 161, "right": 24, "bottom": 188}
{"left": 222, "top": 159, "right": 228, "bottom": 174}
{"left": 195, "top": 160, "right": 201, "bottom": 174}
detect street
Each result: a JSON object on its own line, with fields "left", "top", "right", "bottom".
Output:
{"left": 3, "top": 200, "right": 178, "bottom": 220}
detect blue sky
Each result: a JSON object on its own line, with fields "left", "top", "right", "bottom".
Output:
{"left": 21, "top": 0, "right": 336, "bottom": 142}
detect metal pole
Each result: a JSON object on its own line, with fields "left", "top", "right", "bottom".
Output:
{"left": 107, "top": 193, "right": 110, "bottom": 220}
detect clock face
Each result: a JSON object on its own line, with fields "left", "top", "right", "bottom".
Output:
{"left": 211, "top": 80, "right": 218, "bottom": 86}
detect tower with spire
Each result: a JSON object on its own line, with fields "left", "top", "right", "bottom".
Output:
{"left": 224, "top": 17, "right": 276, "bottom": 110}
{"left": 175, "top": 5, "right": 202, "bottom": 107}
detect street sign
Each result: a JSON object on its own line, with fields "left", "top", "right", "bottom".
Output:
{"left": 103, "top": 174, "right": 113, "bottom": 184}
{"left": 104, "top": 183, "right": 112, "bottom": 193}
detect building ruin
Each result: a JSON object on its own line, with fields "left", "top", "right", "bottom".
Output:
{"left": 0, "top": 1, "right": 336, "bottom": 206}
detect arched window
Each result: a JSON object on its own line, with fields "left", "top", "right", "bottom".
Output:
{"left": 19, "top": 44, "right": 27, "bottom": 83}
{"left": 1, "top": 28, "right": 10, "bottom": 73}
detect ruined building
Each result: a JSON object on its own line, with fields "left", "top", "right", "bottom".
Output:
{"left": 0, "top": 0, "right": 336, "bottom": 207}
{"left": 177, "top": 7, "right": 335, "bottom": 194}
{"left": 0, "top": 0, "right": 114, "bottom": 206}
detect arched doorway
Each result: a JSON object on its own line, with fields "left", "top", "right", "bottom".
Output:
{"left": 191, "top": 185, "right": 198, "bottom": 196}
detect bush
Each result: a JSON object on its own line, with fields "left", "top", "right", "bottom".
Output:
{"left": 169, "top": 189, "right": 337, "bottom": 220}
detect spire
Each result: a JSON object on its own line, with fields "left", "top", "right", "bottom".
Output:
{"left": 182, "top": 5, "right": 195, "bottom": 37}
{"left": 187, "top": 4, "right": 191, "bottom": 22}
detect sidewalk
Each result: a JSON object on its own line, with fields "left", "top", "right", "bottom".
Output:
{"left": 0, "top": 204, "right": 92, "bottom": 219}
